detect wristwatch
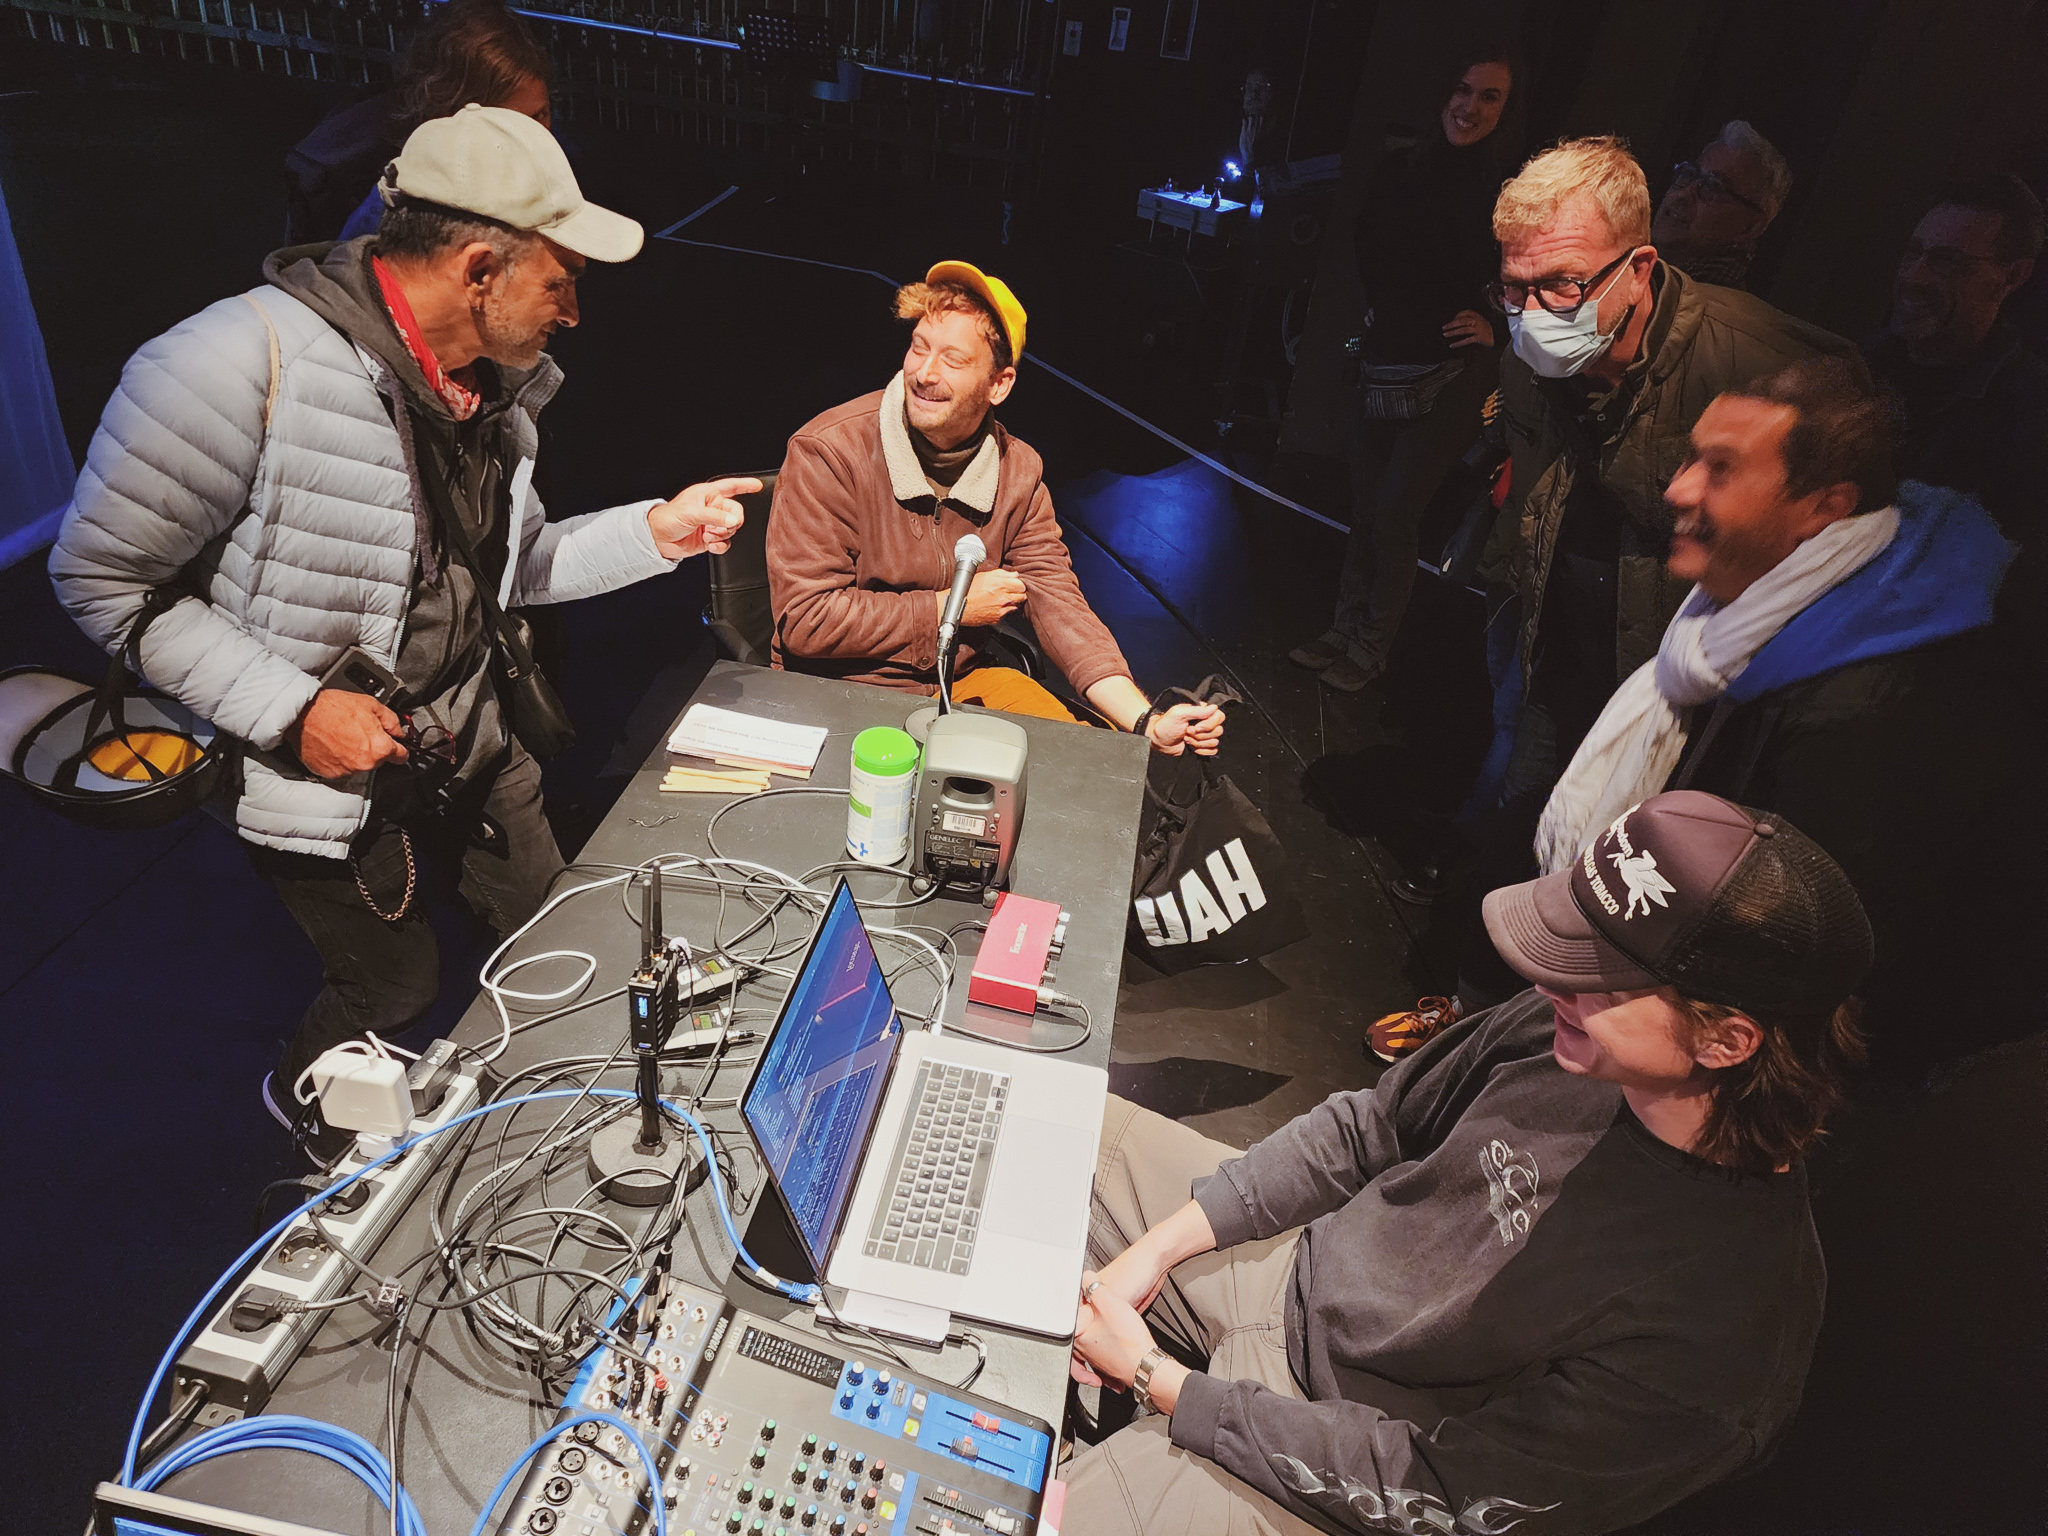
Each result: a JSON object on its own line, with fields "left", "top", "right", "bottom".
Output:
{"left": 1131, "top": 1346, "right": 1170, "bottom": 1412}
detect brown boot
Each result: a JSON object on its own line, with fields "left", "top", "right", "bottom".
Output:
{"left": 1366, "top": 996, "right": 1458, "bottom": 1062}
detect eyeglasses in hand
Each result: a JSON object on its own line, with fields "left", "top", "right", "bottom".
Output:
{"left": 1670, "top": 160, "right": 1767, "bottom": 215}
{"left": 1487, "top": 247, "right": 1641, "bottom": 317}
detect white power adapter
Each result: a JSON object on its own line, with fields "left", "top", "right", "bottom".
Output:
{"left": 308, "top": 1048, "right": 412, "bottom": 1137}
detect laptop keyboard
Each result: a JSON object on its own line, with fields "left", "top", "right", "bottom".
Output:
{"left": 863, "top": 1060, "right": 1010, "bottom": 1275}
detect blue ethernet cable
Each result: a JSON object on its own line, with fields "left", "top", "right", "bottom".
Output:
{"left": 123, "top": 1097, "right": 815, "bottom": 1531}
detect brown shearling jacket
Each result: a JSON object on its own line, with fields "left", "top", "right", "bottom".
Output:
{"left": 766, "top": 379, "right": 1129, "bottom": 696}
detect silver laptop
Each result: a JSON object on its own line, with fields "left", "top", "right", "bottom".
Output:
{"left": 741, "top": 879, "right": 1106, "bottom": 1338}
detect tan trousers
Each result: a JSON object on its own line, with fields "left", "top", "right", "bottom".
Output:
{"left": 1062, "top": 1097, "right": 1325, "bottom": 1536}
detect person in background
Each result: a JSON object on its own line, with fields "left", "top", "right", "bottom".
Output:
{"left": 769, "top": 263, "right": 1224, "bottom": 756}
{"left": 1364, "top": 138, "right": 1849, "bottom": 1052}
{"left": 1062, "top": 791, "right": 1871, "bottom": 1536}
{"left": 55, "top": 107, "right": 754, "bottom": 1163}
{"left": 1650, "top": 121, "right": 1793, "bottom": 290}
{"left": 1862, "top": 173, "right": 2047, "bottom": 623}
{"left": 1289, "top": 43, "right": 1521, "bottom": 693}
{"left": 285, "top": 0, "right": 553, "bottom": 245}
{"left": 1530, "top": 358, "right": 2028, "bottom": 1080}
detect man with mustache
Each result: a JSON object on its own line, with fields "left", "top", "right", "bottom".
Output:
{"left": 51, "top": 105, "right": 756, "bottom": 1161}
{"left": 1862, "top": 174, "right": 2047, "bottom": 629}
{"left": 767, "top": 263, "right": 1225, "bottom": 755}
{"left": 1532, "top": 356, "right": 2029, "bottom": 1080}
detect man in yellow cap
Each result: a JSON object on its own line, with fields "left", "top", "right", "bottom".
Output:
{"left": 767, "top": 262, "right": 1225, "bottom": 754}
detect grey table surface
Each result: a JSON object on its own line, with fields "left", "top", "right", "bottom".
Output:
{"left": 149, "top": 661, "right": 1147, "bottom": 1536}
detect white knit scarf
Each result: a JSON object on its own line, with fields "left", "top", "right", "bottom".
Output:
{"left": 1533, "top": 506, "right": 1900, "bottom": 875}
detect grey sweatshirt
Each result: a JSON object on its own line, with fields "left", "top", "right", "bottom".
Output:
{"left": 1174, "top": 991, "right": 1824, "bottom": 1536}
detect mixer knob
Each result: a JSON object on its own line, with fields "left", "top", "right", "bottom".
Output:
{"left": 864, "top": 1402, "right": 879, "bottom": 1421}
{"left": 859, "top": 1487, "right": 878, "bottom": 1512}
{"left": 793, "top": 1462, "right": 809, "bottom": 1484}
{"left": 761, "top": 1419, "right": 778, "bottom": 1443}
{"left": 814, "top": 1472, "right": 830, "bottom": 1494}
{"left": 822, "top": 1442, "right": 837, "bottom": 1464}
{"left": 847, "top": 1452, "right": 865, "bottom": 1476}
{"left": 803, "top": 1434, "right": 818, "bottom": 1456}
{"left": 751, "top": 1520, "right": 767, "bottom": 1536}
{"left": 869, "top": 1462, "right": 887, "bottom": 1484}
{"left": 781, "top": 1497, "right": 798, "bottom": 1520}
{"left": 831, "top": 1519, "right": 847, "bottom": 1536}
{"left": 726, "top": 1512, "right": 743, "bottom": 1533}
{"left": 740, "top": 1482, "right": 756, "bottom": 1503}
{"left": 803, "top": 1506, "right": 819, "bottom": 1529}
{"left": 847, "top": 1363, "right": 866, "bottom": 1385}
{"left": 872, "top": 1372, "right": 890, "bottom": 1396}
{"left": 839, "top": 1484, "right": 855, "bottom": 1506}
{"left": 838, "top": 1391, "right": 855, "bottom": 1410}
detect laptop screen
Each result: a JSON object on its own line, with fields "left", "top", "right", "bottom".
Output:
{"left": 743, "top": 880, "right": 903, "bottom": 1270}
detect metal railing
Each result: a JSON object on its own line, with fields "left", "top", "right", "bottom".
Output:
{"left": 5, "top": 0, "right": 1054, "bottom": 183}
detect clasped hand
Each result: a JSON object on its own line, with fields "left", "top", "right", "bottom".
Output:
{"left": 1069, "top": 1243, "right": 1170, "bottom": 1390}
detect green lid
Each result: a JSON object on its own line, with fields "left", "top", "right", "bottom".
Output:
{"left": 852, "top": 726, "right": 919, "bottom": 776}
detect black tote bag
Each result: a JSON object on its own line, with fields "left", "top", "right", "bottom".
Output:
{"left": 1126, "top": 678, "right": 1309, "bottom": 972}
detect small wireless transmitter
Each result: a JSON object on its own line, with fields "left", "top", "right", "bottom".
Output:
{"left": 588, "top": 869, "right": 690, "bottom": 1205}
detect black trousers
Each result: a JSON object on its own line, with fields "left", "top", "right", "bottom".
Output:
{"left": 247, "top": 742, "right": 564, "bottom": 1094}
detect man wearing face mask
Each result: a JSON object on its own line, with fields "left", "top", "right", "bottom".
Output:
{"left": 1479, "top": 136, "right": 1850, "bottom": 811}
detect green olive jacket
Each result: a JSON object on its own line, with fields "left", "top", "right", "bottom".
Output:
{"left": 1482, "top": 264, "right": 1854, "bottom": 686}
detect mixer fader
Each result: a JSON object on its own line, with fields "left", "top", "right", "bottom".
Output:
{"left": 493, "top": 1286, "right": 1054, "bottom": 1536}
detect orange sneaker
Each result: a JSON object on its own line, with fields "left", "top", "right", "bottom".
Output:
{"left": 1367, "top": 996, "right": 1458, "bottom": 1063}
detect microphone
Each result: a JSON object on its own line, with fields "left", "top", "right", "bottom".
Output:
{"left": 937, "top": 533, "right": 987, "bottom": 643}
{"left": 935, "top": 533, "right": 987, "bottom": 715}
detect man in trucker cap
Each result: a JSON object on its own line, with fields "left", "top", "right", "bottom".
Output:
{"left": 1059, "top": 790, "right": 1873, "bottom": 1536}
{"left": 51, "top": 103, "right": 759, "bottom": 1163}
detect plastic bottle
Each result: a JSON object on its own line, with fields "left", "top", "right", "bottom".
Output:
{"left": 847, "top": 727, "right": 920, "bottom": 865}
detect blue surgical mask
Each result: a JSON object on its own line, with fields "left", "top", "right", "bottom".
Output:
{"left": 1507, "top": 256, "right": 1637, "bottom": 379}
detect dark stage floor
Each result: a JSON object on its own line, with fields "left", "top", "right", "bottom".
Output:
{"left": 1, "top": 48, "right": 2041, "bottom": 1536}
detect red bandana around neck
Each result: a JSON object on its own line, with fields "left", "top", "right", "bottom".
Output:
{"left": 372, "top": 255, "right": 482, "bottom": 420}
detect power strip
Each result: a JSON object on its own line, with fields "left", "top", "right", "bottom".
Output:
{"left": 175, "top": 1043, "right": 488, "bottom": 1424}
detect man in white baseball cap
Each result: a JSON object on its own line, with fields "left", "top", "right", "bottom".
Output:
{"left": 52, "top": 102, "right": 757, "bottom": 1163}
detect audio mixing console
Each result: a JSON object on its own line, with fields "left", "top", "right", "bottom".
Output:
{"left": 493, "top": 1282, "right": 1054, "bottom": 1536}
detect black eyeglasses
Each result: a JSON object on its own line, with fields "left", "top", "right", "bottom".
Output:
{"left": 1670, "top": 160, "right": 1767, "bottom": 215}
{"left": 1487, "top": 247, "right": 1640, "bottom": 317}
{"left": 1897, "top": 240, "right": 2005, "bottom": 280}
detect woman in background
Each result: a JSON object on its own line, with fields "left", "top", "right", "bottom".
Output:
{"left": 285, "top": 0, "right": 553, "bottom": 244}
{"left": 1289, "top": 43, "right": 1522, "bottom": 693}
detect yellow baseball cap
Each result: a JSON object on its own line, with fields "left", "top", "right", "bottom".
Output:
{"left": 925, "top": 260, "right": 1026, "bottom": 364}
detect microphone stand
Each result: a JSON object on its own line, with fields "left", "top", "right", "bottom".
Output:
{"left": 587, "top": 863, "right": 689, "bottom": 1205}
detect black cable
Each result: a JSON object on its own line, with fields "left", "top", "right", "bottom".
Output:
{"left": 944, "top": 996, "right": 1094, "bottom": 1054}
{"left": 134, "top": 1379, "right": 207, "bottom": 1470}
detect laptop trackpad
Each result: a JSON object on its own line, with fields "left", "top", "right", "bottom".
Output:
{"left": 986, "top": 1120, "right": 1090, "bottom": 1247}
